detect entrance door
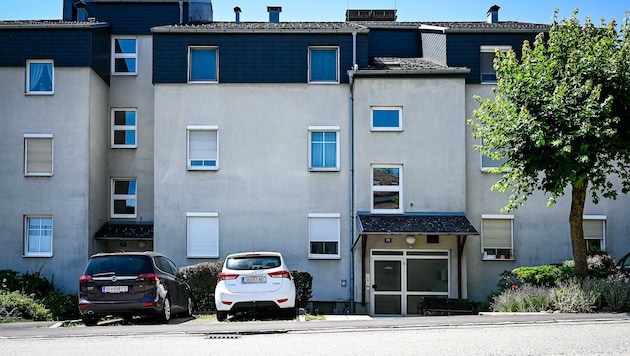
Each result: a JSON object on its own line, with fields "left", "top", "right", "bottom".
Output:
{"left": 371, "top": 250, "right": 450, "bottom": 315}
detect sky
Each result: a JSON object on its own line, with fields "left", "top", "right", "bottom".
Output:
{"left": 0, "top": 0, "right": 628, "bottom": 24}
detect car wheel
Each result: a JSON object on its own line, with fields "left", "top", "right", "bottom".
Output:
{"left": 159, "top": 297, "right": 171, "bottom": 323}
{"left": 82, "top": 315, "right": 99, "bottom": 326}
{"left": 281, "top": 308, "right": 296, "bottom": 320}
{"left": 216, "top": 311, "right": 227, "bottom": 322}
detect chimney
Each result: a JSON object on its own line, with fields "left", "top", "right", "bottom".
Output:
{"left": 267, "top": 6, "right": 282, "bottom": 23}
{"left": 74, "top": 1, "right": 89, "bottom": 21}
{"left": 234, "top": 7, "right": 241, "bottom": 24}
{"left": 189, "top": 0, "right": 213, "bottom": 23}
{"left": 486, "top": 5, "right": 500, "bottom": 24}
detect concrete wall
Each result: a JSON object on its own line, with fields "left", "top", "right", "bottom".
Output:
{"left": 153, "top": 83, "right": 352, "bottom": 302}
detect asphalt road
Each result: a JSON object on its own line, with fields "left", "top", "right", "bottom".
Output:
{"left": 1, "top": 313, "right": 630, "bottom": 355}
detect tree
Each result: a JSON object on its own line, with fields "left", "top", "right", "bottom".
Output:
{"left": 469, "top": 10, "right": 630, "bottom": 275}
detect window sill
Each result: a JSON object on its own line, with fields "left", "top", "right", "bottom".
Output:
{"left": 187, "top": 255, "right": 219, "bottom": 259}
{"left": 23, "top": 254, "right": 53, "bottom": 258}
{"left": 483, "top": 257, "right": 514, "bottom": 261}
{"left": 308, "top": 255, "right": 340, "bottom": 260}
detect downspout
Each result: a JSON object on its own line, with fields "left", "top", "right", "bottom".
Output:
{"left": 348, "top": 30, "right": 357, "bottom": 313}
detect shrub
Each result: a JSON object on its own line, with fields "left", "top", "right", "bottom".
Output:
{"left": 292, "top": 271, "right": 313, "bottom": 309}
{"left": 512, "top": 265, "right": 564, "bottom": 287}
{"left": 552, "top": 278, "right": 597, "bottom": 313}
{"left": 582, "top": 274, "right": 630, "bottom": 312}
{"left": 0, "top": 291, "right": 50, "bottom": 321}
{"left": 178, "top": 261, "right": 223, "bottom": 313}
{"left": 491, "top": 284, "right": 553, "bottom": 312}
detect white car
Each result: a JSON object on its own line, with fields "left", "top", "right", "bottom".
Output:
{"left": 214, "top": 252, "right": 296, "bottom": 321}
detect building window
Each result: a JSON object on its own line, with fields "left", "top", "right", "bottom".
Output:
{"left": 480, "top": 45, "right": 511, "bottom": 83}
{"left": 371, "top": 165, "right": 402, "bottom": 214}
{"left": 481, "top": 140, "right": 509, "bottom": 171}
{"left": 584, "top": 215, "right": 606, "bottom": 253}
{"left": 371, "top": 107, "right": 402, "bottom": 131}
{"left": 112, "top": 37, "right": 137, "bottom": 75}
{"left": 308, "top": 46, "right": 339, "bottom": 83}
{"left": 481, "top": 215, "right": 514, "bottom": 260}
{"left": 188, "top": 46, "right": 218, "bottom": 82}
{"left": 111, "top": 109, "right": 137, "bottom": 148}
{"left": 24, "top": 134, "right": 53, "bottom": 176}
{"left": 25, "top": 216, "right": 52, "bottom": 257}
{"left": 111, "top": 178, "right": 137, "bottom": 218}
{"left": 308, "top": 213, "right": 340, "bottom": 259}
{"left": 187, "top": 212, "right": 219, "bottom": 258}
{"left": 26, "top": 59, "right": 54, "bottom": 94}
{"left": 187, "top": 126, "right": 218, "bottom": 170}
{"left": 308, "top": 126, "right": 339, "bottom": 171}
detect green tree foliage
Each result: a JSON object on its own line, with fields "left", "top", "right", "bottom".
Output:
{"left": 470, "top": 10, "right": 630, "bottom": 274}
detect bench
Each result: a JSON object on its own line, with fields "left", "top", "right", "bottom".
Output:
{"left": 420, "top": 297, "right": 477, "bottom": 316}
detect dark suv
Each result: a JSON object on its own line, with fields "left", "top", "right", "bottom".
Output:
{"left": 78, "top": 252, "right": 192, "bottom": 326}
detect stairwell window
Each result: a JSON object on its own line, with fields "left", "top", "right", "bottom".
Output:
{"left": 112, "top": 37, "right": 137, "bottom": 75}
{"left": 187, "top": 126, "right": 218, "bottom": 170}
{"left": 188, "top": 46, "right": 218, "bottom": 83}
{"left": 111, "top": 178, "right": 137, "bottom": 218}
{"left": 308, "top": 213, "right": 340, "bottom": 259}
{"left": 25, "top": 216, "right": 53, "bottom": 257}
{"left": 371, "top": 107, "right": 402, "bottom": 131}
{"left": 308, "top": 126, "right": 339, "bottom": 171}
{"left": 308, "top": 46, "right": 339, "bottom": 83}
{"left": 480, "top": 45, "right": 511, "bottom": 83}
{"left": 24, "top": 134, "right": 53, "bottom": 176}
{"left": 187, "top": 212, "right": 219, "bottom": 258}
{"left": 584, "top": 215, "right": 606, "bottom": 253}
{"left": 111, "top": 109, "right": 137, "bottom": 148}
{"left": 371, "top": 165, "right": 402, "bottom": 214}
{"left": 26, "top": 59, "right": 54, "bottom": 94}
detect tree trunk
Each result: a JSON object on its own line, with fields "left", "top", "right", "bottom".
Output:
{"left": 569, "top": 180, "right": 588, "bottom": 275}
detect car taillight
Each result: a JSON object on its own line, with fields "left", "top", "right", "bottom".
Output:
{"left": 79, "top": 275, "right": 92, "bottom": 283}
{"left": 138, "top": 273, "right": 159, "bottom": 282}
{"left": 268, "top": 270, "right": 292, "bottom": 279}
{"left": 217, "top": 272, "right": 239, "bottom": 282}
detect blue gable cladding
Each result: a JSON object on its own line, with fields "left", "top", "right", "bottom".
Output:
{"left": 446, "top": 33, "right": 538, "bottom": 84}
{"left": 0, "top": 25, "right": 110, "bottom": 83}
{"left": 153, "top": 32, "right": 368, "bottom": 84}
{"left": 366, "top": 28, "right": 421, "bottom": 58}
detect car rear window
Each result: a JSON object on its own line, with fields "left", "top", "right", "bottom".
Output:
{"left": 85, "top": 255, "right": 153, "bottom": 276}
{"left": 226, "top": 256, "right": 281, "bottom": 270}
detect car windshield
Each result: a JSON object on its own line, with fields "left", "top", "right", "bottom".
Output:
{"left": 85, "top": 255, "right": 153, "bottom": 276}
{"left": 226, "top": 256, "right": 281, "bottom": 270}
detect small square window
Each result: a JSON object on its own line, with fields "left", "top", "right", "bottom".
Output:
{"left": 25, "top": 216, "right": 53, "bottom": 257}
{"left": 112, "top": 37, "right": 137, "bottom": 75}
{"left": 187, "top": 126, "right": 218, "bottom": 170}
{"left": 308, "top": 47, "right": 339, "bottom": 83}
{"left": 111, "top": 178, "right": 137, "bottom": 218}
{"left": 308, "top": 213, "right": 340, "bottom": 259}
{"left": 188, "top": 47, "right": 218, "bottom": 82}
{"left": 111, "top": 109, "right": 137, "bottom": 148}
{"left": 26, "top": 60, "right": 54, "bottom": 94}
{"left": 309, "top": 126, "right": 339, "bottom": 171}
{"left": 371, "top": 107, "right": 402, "bottom": 131}
{"left": 584, "top": 216, "right": 606, "bottom": 253}
{"left": 24, "top": 134, "right": 53, "bottom": 176}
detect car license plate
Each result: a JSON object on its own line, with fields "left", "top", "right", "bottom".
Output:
{"left": 242, "top": 276, "right": 266, "bottom": 284}
{"left": 102, "top": 286, "right": 128, "bottom": 293}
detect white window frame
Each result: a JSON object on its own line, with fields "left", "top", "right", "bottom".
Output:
{"left": 187, "top": 212, "right": 219, "bottom": 258}
{"left": 24, "top": 134, "right": 53, "bottom": 176}
{"left": 187, "top": 125, "right": 219, "bottom": 170}
{"left": 26, "top": 59, "right": 54, "bottom": 95}
{"left": 480, "top": 45, "right": 511, "bottom": 84}
{"left": 188, "top": 46, "right": 219, "bottom": 83}
{"left": 308, "top": 46, "right": 340, "bottom": 84}
{"left": 111, "top": 108, "right": 137, "bottom": 148}
{"left": 111, "top": 178, "right": 137, "bottom": 218}
{"left": 371, "top": 164, "right": 403, "bottom": 214}
{"left": 308, "top": 126, "right": 340, "bottom": 171}
{"left": 370, "top": 106, "right": 403, "bottom": 131}
{"left": 583, "top": 215, "right": 606, "bottom": 253}
{"left": 308, "top": 213, "right": 341, "bottom": 259}
{"left": 24, "top": 215, "right": 53, "bottom": 257}
{"left": 480, "top": 139, "right": 509, "bottom": 172}
{"left": 111, "top": 36, "right": 137, "bottom": 75}
{"left": 481, "top": 214, "right": 514, "bottom": 260}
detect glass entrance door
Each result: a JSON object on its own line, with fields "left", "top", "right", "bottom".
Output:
{"left": 372, "top": 259, "right": 402, "bottom": 314}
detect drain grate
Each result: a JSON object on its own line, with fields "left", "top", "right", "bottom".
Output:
{"left": 206, "top": 334, "right": 241, "bottom": 339}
